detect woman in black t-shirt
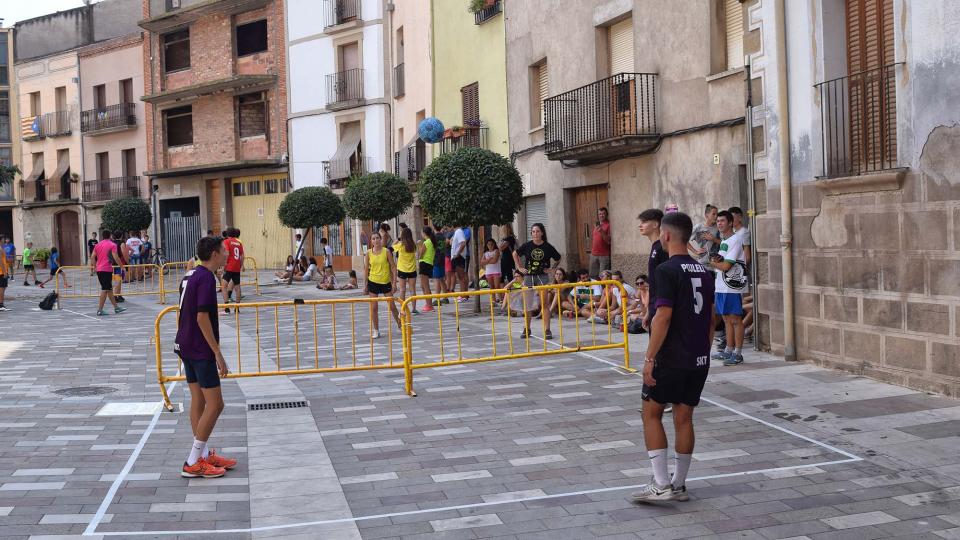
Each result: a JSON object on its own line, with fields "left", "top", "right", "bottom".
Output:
{"left": 512, "top": 223, "right": 561, "bottom": 340}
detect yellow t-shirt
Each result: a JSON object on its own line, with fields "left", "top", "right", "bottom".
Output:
{"left": 392, "top": 242, "right": 417, "bottom": 274}
{"left": 367, "top": 247, "right": 391, "bottom": 284}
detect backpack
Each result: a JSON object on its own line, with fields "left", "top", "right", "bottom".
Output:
{"left": 39, "top": 291, "right": 58, "bottom": 311}
{"left": 627, "top": 318, "right": 646, "bottom": 334}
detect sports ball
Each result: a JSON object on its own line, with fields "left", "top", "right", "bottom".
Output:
{"left": 418, "top": 117, "right": 445, "bottom": 143}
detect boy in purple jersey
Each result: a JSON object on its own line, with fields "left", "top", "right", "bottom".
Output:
{"left": 632, "top": 212, "right": 716, "bottom": 503}
{"left": 175, "top": 236, "right": 237, "bottom": 479}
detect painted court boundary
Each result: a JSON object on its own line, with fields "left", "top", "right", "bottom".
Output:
{"left": 84, "top": 333, "right": 863, "bottom": 536}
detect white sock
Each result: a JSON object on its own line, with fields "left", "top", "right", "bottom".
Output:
{"left": 187, "top": 438, "right": 205, "bottom": 466}
{"left": 201, "top": 442, "right": 210, "bottom": 459}
{"left": 672, "top": 453, "right": 693, "bottom": 487}
{"left": 734, "top": 347, "right": 742, "bottom": 356}
{"left": 724, "top": 346, "right": 733, "bottom": 353}
{"left": 648, "top": 448, "right": 670, "bottom": 486}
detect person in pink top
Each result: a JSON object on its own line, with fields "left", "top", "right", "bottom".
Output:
{"left": 89, "top": 230, "right": 126, "bottom": 316}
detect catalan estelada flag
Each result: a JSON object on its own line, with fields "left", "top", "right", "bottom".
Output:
{"left": 21, "top": 115, "right": 41, "bottom": 139}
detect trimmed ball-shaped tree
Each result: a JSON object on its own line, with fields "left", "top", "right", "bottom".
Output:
{"left": 101, "top": 197, "right": 152, "bottom": 234}
{"left": 419, "top": 147, "right": 524, "bottom": 311}
{"left": 342, "top": 172, "right": 413, "bottom": 224}
{"left": 278, "top": 186, "right": 345, "bottom": 280}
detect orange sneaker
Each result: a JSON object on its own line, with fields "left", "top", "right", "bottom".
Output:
{"left": 181, "top": 458, "right": 226, "bottom": 478}
{"left": 205, "top": 448, "right": 237, "bottom": 470}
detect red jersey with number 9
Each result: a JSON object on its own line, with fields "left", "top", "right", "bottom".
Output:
{"left": 224, "top": 237, "right": 244, "bottom": 272}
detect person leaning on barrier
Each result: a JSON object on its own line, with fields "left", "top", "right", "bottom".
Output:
{"left": 512, "top": 222, "right": 561, "bottom": 340}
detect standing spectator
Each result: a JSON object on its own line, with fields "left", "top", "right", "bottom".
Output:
{"left": 462, "top": 226, "right": 472, "bottom": 286}
{"left": 115, "top": 233, "right": 131, "bottom": 301}
{"left": 364, "top": 232, "right": 401, "bottom": 339}
{"left": 0, "top": 248, "right": 9, "bottom": 311}
{"left": 87, "top": 232, "right": 99, "bottom": 256}
{"left": 294, "top": 233, "right": 304, "bottom": 259}
{"left": 480, "top": 238, "right": 502, "bottom": 291}
{"left": 221, "top": 228, "right": 244, "bottom": 309}
{"left": 710, "top": 210, "right": 748, "bottom": 366}
{"left": 450, "top": 226, "right": 468, "bottom": 301}
{"left": 590, "top": 207, "right": 612, "bottom": 277}
{"left": 431, "top": 224, "right": 449, "bottom": 303}
{"left": 22, "top": 242, "right": 39, "bottom": 286}
{"left": 417, "top": 227, "right": 436, "bottom": 312}
{"left": 688, "top": 205, "right": 719, "bottom": 265}
{"left": 141, "top": 233, "right": 152, "bottom": 263}
{"left": 638, "top": 208, "right": 668, "bottom": 329}
{"left": 513, "top": 223, "right": 562, "bottom": 339}
{"left": 498, "top": 224, "right": 517, "bottom": 280}
{"left": 127, "top": 231, "right": 144, "bottom": 265}
{"left": 175, "top": 235, "right": 236, "bottom": 479}
{"left": 320, "top": 237, "right": 333, "bottom": 270}
{"left": 90, "top": 230, "right": 125, "bottom": 316}
{"left": 728, "top": 206, "right": 752, "bottom": 268}
{"left": 393, "top": 227, "right": 419, "bottom": 313}
{"left": 443, "top": 226, "right": 455, "bottom": 295}
{"left": 379, "top": 223, "right": 394, "bottom": 254}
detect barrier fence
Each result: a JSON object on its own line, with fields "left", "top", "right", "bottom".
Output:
{"left": 399, "top": 280, "right": 633, "bottom": 396}
{"left": 152, "top": 280, "right": 633, "bottom": 407}
{"left": 158, "top": 256, "right": 260, "bottom": 304}
{"left": 56, "top": 264, "right": 164, "bottom": 305}
{"left": 154, "top": 296, "right": 402, "bottom": 411}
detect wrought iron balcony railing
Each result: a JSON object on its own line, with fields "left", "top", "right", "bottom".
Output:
{"left": 325, "top": 0, "right": 360, "bottom": 27}
{"left": 474, "top": 0, "right": 502, "bottom": 24}
{"left": 815, "top": 63, "right": 901, "bottom": 179}
{"left": 544, "top": 73, "right": 658, "bottom": 164}
{"left": 326, "top": 68, "right": 364, "bottom": 107}
{"left": 83, "top": 176, "right": 141, "bottom": 203}
{"left": 81, "top": 103, "right": 137, "bottom": 134}
{"left": 324, "top": 156, "right": 370, "bottom": 188}
{"left": 22, "top": 177, "right": 79, "bottom": 203}
{"left": 439, "top": 125, "right": 488, "bottom": 155}
{"left": 41, "top": 110, "right": 72, "bottom": 137}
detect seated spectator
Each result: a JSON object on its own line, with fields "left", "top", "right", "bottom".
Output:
{"left": 626, "top": 274, "right": 650, "bottom": 333}
{"left": 542, "top": 267, "right": 574, "bottom": 320}
{"left": 338, "top": 270, "right": 359, "bottom": 290}
{"left": 297, "top": 257, "right": 319, "bottom": 282}
{"left": 501, "top": 269, "right": 525, "bottom": 315}
{"left": 588, "top": 270, "right": 619, "bottom": 324}
{"left": 569, "top": 268, "right": 601, "bottom": 319}
{"left": 317, "top": 267, "right": 338, "bottom": 290}
{"left": 274, "top": 255, "right": 296, "bottom": 281}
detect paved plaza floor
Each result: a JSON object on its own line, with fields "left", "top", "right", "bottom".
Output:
{"left": 2, "top": 282, "right": 960, "bottom": 539}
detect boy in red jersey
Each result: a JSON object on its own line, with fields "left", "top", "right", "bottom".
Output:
{"left": 221, "top": 228, "right": 244, "bottom": 313}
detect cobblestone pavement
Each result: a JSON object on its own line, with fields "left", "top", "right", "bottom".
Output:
{"left": 1, "top": 282, "right": 960, "bottom": 540}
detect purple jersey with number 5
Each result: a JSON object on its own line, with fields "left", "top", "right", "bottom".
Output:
{"left": 653, "top": 255, "right": 715, "bottom": 370}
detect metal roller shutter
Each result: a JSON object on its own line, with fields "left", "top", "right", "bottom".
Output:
{"left": 608, "top": 18, "right": 634, "bottom": 75}
{"left": 524, "top": 195, "right": 547, "bottom": 242}
{"left": 725, "top": 0, "right": 744, "bottom": 70}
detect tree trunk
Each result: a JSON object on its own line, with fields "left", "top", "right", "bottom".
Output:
{"left": 472, "top": 222, "right": 482, "bottom": 314}
{"left": 287, "top": 227, "right": 311, "bottom": 285}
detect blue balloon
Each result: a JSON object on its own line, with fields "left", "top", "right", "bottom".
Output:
{"left": 418, "top": 117, "right": 445, "bottom": 143}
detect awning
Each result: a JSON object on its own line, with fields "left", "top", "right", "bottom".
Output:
{"left": 24, "top": 164, "right": 44, "bottom": 183}
{"left": 50, "top": 152, "right": 71, "bottom": 182}
{"left": 327, "top": 125, "right": 362, "bottom": 180}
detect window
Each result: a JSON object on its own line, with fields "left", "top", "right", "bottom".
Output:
{"left": 232, "top": 182, "right": 246, "bottom": 197}
{"left": 246, "top": 180, "right": 261, "bottom": 195}
{"left": 461, "top": 82, "right": 479, "bottom": 125}
{"left": 163, "top": 29, "right": 191, "bottom": 73}
{"left": 122, "top": 148, "right": 136, "bottom": 177}
{"left": 93, "top": 84, "right": 106, "bottom": 110}
{"left": 120, "top": 79, "right": 133, "bottom": 103}
{"left": 0, "top": 33, "right": 7, "bottom": 85}
{"left": 724, "top": 0, "right": 744, "bottom": 70}
{"left": 238, "top": 93, "right": 266, "bottom": 138}
{"left": 0, "top": 147, "right": 11, "bottom": 166}
{"left": 29, "top": 92, "right": 41, "bottom": 116}
{"left": 608, "top": 18, "right": 634, "bottom": 75}
{"left": 236, "top": 19, "right": 268, "bottom": 56}
{"left": 0, "top": 91, "right": 9, "bottom": 143}
{"left": 264, "top": 178, "right": 278, "bottom": 193}
{"left": 280, "top": 178, "right": 290, "bottom": 192}
{"left": 55, "top": 86, "right": 67, "bottom": 111}
{"left": 96, "top": 152, "right": 109, "bottom": 179}
{"left": 164, "top": 105, "right": 193, "bottom": 146}
{"left": 530, "top": 61, "right": 548, "bottom": 128}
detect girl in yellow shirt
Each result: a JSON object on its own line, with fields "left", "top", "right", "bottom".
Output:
{"left": 393, "top": 227, "right": 418, "bottom": 314}
{"left": 365, "top": 232, "right": 400, "bottom": 339}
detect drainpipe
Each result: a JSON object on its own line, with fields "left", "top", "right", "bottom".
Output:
{"left": 774, "top": 0, "right": 796, "bottom": 361}
{"left": 77, "top": 57, "right": 89, "bottom": 264}
{"left": 744, "top": 59, "right": 757, "bottom": 350}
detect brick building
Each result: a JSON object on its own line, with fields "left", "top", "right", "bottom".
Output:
{"left": 139, "top": 0, "right": 289, "bottom": 267}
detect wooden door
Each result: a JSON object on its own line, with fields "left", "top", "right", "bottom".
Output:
{"left": 846, "top": 0, "right": 896, "bottom": 172}
{"left": 230, "top": 175, "right": 288, "bottom": 269}
{"left": 56, "top": 210, "right": 81, "bottom": 266}
{"left": 573, "top": 185, "right": 609, "bottom": 271}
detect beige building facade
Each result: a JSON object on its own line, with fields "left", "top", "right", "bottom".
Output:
{"left": 506, "top": 0, "right": 750, "bottom": 277}
{"left": 78, "top": 33, "right": 148, "bottom": 244}
{"left": 0, "top": 27, "right": 22, "bottom": 247}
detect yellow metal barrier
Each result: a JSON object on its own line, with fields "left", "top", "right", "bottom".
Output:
{"left": 158, "top": 257, "right": 260, "bottom": 304}
{"left": 154, "top": 296, "right": 402, "bottom": 411}
{"left": 399, "top": 280, "right": 633, "bottom": 396}
{"left": 55, "top": 264, "right": 163, "bottom": 304}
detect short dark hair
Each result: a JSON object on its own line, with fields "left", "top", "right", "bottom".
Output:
{"left": 207, "top": 229, "right": 213, "bottom": 235}
{"left": 196, "top": 236, "right": 223, "bottom": 262}
{"left": 598, "top": 206, "right": 608, "bottom": 213}
{"left": 577, "top": 268, "right": 589, "bottom": 276}
{"left": 637, "top": 208, "right": 664, "bottom": 224}
{"left": 320, "top": 237, "right": 328, "bottom": 243}
{"left": 101, "top": 230, "right": 112, "bottom": 240}
{"left": 717, "top": 210, "right": 734, "bottom": 223}
{"left": 635, "top": 273, "right": 648, "bottom": 282}
{"left": 728, "top": 206, "right": 743, "bottom": 216}
{"left": 348, "top": 270, "right": 357, "bottom": 277}
{"left": 661, "top": 211, "right": 694, "bottom": 244}
{"left": 705, "top": 204, "right": 718, "bottom": 214}
{"left": 233, "top": 227, "right": 241, "bottom": 238}
{"left": 612, "top": 270, "right": 623, "bottom": 279}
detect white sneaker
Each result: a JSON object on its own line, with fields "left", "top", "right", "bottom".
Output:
{"left": 630, "top": 480, "right": 677, "bottom": 503}
{"left": 0, "top": 305, "right": 8, "bottom": 312}
{"left": 371, "top": 329, "right": 380, "bottom": 339}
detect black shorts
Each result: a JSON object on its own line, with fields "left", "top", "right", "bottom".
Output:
{"left": 367, "top": 281, "right": 392, "bottom": 295}
{"left": 50, "top": 268, "right": 58, "bottom": 276}
{"left": 96, "top": 271, "right": 114, "bottom": 291}
{"left": 642, "top": 365, "right": 708, "bottom": 407}
{"left": 398, "top": 270, "right": 417, "bottom": 279}
{"left": 222, "top": 270, "right": 241, "bottom": 285}
{"left": 452, "top": 256, "right": 466, "bottom": 270}
{"left": 0, "top": 276, "right": 7, "bottom": 288}
{"left": 181, "top": 357, "right": 221, "bottom": 389}
{"left": 418, "top": 261, "right": 433, "bottom": 276}
{"left": 24, "top": 264, "right": 34, "bottom": 271}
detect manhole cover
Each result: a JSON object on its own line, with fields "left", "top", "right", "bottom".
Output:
{"left": 53, "top": 386, "right": 118, "bottom": 397}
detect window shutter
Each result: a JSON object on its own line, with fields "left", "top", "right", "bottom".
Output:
{"left": 725, "top": 0, "right": 744, "bottom": 70}
{"left": 538, "top": 63, "right": 549, "bottom": 126}
{"left": 524, "top": 195, "right": 547, "bottom": 242}
{"left": 461, "top": 82, "right": 479, "bottom": 124}
{"left": 608, "top": 18, "right": 634, "bottom": 75}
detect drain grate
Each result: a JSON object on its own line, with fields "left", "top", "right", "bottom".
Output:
{"left": 248, "top": 400, "right": 309, "bottom": 411}
{"left": 54, "top": 386, "right": 118, "bottom": 397}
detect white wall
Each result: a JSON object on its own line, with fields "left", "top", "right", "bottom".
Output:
{"left": 362, "top": 24, "right": 385, "bottom": 99}
{"left": 288, "top": 38, "right": 334, "bottom": 113}
{"left": 290, "top": 114, "right": 336, "bottom": 187}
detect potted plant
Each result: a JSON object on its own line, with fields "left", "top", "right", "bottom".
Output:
{"left": 468, "top": 0, "right": 485, "bottom": 12}
{"left": 33, "top": 247, "right": 51, "bottom": 269}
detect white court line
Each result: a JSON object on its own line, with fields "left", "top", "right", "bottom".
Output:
{"left": 86, "top": 322, "right": 863, "bottom": 537}
{"left": 91, "top": 457, "right": 860, "bottom": 536}
{"left": 61, "top": 308, "right": 104, "bottom": 322}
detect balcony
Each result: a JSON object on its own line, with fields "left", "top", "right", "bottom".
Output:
{"left": 81, "top": 103, "right": 137, "bottom": 135}
{"left": 20, "top": 110, "right": 72, "bottom": 141}
{"left": 393, "top": 63, "right": 405, "bottom": 98}
{"left": 473, "top": 0, "right": 502, "bottom": 25}
{"left": 394, "top": 140, "right": 426, "bottom": 183}
{"left": 324, "top": 0, "right": 360, "bottom": 28}
{"left": 142, "top": 74, "right": 276, "bottom": 104}
{"left": 439, "top": 125, "right": 488, "bottom": 155}
{"left": 815, "top": 63, "right": 903, "bottom": 181}
{"left": 21, "top": 177, "right": 79, "bottom": 206}
{"left": 544, "top": 73, "right": 659, "bottom": 166}
{"left": 83, "top": 176, "right": 141, "bottom": 204}
{"left": 323, "top": 156, "right": 370, "bottom": 189}
{"left": 326, "top": 68, "right": 364, "bottom": 110}
{"left": 140, "top": 0, "right": 271, "bottom": 32}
